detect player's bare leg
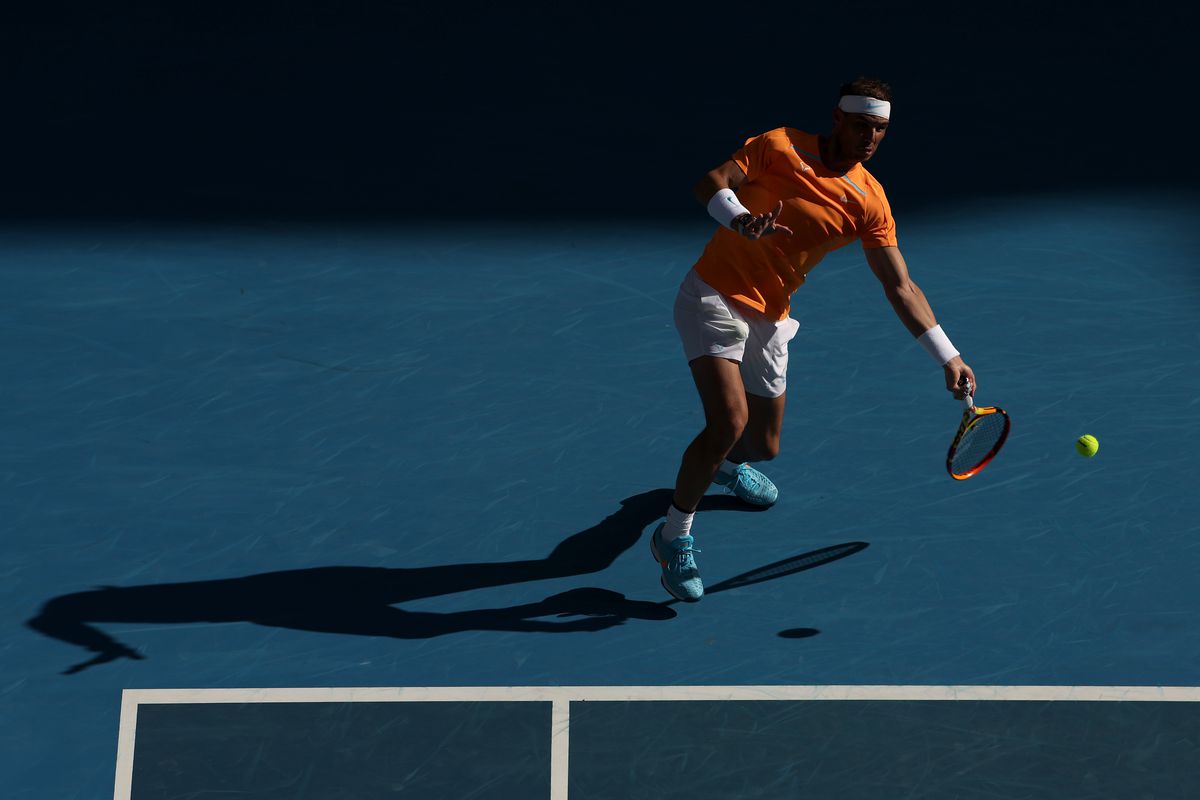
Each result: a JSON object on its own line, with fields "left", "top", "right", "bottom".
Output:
{"left": 672, "top": 356, "right": 749, "bottom": 512}
{"left": 708, "top": 385, "right": 783, "bottom": 507}
{"left": 653, "top": 355, "right": 746, "bottom": 602}
{"left": 727, "top": 391, "right": 786, "bottom": 464}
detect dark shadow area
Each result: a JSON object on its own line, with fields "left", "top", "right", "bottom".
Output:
{"left": 661, "top": 541, "right": 870, "bottom": 609}
{"left": 26, "top": 489, "right": 756, "bottom": 675}
{"left": 659, "top": 542, "right": 872, "bottom": 640}
{"left": 2, "top": 4, "right": 1195, "bottom": 221}
{"left": 777, "top": 628, "right": 820, "bottom": 639}
{"left": 706, "top": 542, "right": 869, "bottom": 595}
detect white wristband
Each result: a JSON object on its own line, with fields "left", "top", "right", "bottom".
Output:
{"left": 917, "top": 324, "right": 960, "bottom": 365}
{"left": 706, "top": 188, "right": 751, "bottom": 230}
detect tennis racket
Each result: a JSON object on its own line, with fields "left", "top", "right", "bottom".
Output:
{"left": 946, "top": 381, "right": 1010, "bottom": 480}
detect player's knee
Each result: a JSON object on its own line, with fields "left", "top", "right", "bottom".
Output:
{"left": 707, "top": 411, "right": 748, "bottom": 453}
{"left": 743, "top": 431, "right": 780, "bottom": 462}
{"left": 758, "top": 435, "right": 781, "bottom": 461}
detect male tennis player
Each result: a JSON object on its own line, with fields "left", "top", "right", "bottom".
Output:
{"left": 653, "top": 77, "right": 977, "bottom": 602}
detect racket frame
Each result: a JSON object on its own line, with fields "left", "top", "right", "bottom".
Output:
{"left": 946, "top": 394, "right": 1010, "bottom": 481}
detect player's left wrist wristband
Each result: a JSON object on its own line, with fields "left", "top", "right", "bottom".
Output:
{"left": 918, "top": 324, "right": 959, "bottom": 365}
{"left": 707, "top": 188, "right": 751, "bottom": 231}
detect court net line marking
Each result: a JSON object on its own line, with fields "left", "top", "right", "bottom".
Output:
{"left": 114, "top": 685, "right": 1200, "bottom": 800}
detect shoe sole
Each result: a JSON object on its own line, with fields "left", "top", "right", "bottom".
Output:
{"left": 660, "top": 574, "right": 702, "bottom": 603}
{"left": 732, "top": 484, "right": 778, "bottom": 507}
{"left": 737, "top": 494, "right": 777, "bottom": 507}
{"left": 650, "top": 533, "right": 703, "bottom": 603}
{"left": 719, "top": 471, "right": 778, "bottom": 507}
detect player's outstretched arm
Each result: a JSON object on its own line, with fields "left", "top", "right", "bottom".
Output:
{"left": 865, "top": 245, "right": 976, "bottom": 398}
{"left": 693, "top": 160, "right": 748, "bottom": 205}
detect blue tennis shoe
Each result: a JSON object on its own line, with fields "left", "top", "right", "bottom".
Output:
{"left": 714, "top": 462, "right": 778, "bottom": 507}
{"left": 650, "top": 524, "right": 704, "bottom": 603}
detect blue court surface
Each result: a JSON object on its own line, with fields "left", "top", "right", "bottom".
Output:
{"left": 4, "top": 190, "right": 1200, "bottom": 798}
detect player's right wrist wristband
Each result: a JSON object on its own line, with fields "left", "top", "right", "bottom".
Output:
{"left": 707, "top": 188, "right": 751, "bottom": 230}
{"left": 917, "top": 324, "right": 960, "bottom": 365}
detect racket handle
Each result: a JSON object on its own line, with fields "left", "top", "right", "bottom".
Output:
{"left": 958, "top": 377, "right": 975, "bottom": 410}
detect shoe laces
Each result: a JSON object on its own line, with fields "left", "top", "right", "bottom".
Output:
{"left": 736, "top": 464, "right": 773, "bottom": 492}
{"left": 717, "top": 463, "right": 745, "bottom": 492}
{"left": 669, "top": 538, "right": 701, "bottom": 573}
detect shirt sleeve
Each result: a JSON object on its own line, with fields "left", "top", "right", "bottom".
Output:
{"left": 860, "top": 181, "right": 899, "bottom": 249}
{"left": 729, "top": 129, "right": 779, "bottom": 184}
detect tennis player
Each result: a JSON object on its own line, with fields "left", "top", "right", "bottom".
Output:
{"left": 653, "top": 77, "right": 977, "bottom": 602}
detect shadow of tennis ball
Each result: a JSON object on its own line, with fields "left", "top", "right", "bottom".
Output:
{"left": 777, "top": 628, "right": 820, "bottom": 639}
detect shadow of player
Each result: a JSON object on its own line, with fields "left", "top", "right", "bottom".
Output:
{"left": 27, "top": 489, "right": 756, "bottom": 675}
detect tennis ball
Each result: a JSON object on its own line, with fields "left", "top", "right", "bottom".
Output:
{"left": 1075, "top": 434, "right": 1099, "bottom": 458}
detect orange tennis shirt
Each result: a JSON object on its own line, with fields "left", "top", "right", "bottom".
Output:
{"left": 693, "top": 127, "right": 898, "bottom": 320}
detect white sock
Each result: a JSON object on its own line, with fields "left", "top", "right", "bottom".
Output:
{"left": 661, "top": 504, "right": 694, "bottom": 543}
{"left": 716, "top": 459, "right": 743, "bottom": 481}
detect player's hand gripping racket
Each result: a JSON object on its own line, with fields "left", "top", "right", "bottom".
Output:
{"left": 946, "top": 380, "right": 1010, "bottom": 480}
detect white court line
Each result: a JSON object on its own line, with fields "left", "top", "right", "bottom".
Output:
{"left": 550, "top": 698, "right": 570, "bottom": 800}
{"left": 115, "top": 685, "right": 1200, "bottom": 800}
{"left": 120, "top": 684, "right": 1200, "bottom": 705}
{"left": 112, "top": 689, "right": 141, "bottom": 800}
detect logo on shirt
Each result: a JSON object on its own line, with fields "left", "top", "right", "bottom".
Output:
{"left": 840, "top": 194, "right": 849, "bottom": 203}
{"left": 791, "top": 146, "right": 813, "bottom": 172}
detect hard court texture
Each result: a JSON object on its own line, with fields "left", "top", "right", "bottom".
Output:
{"left": 4, "top": 191, "right": 1200, "bottom": 797}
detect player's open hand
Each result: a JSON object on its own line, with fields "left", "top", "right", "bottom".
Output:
{"left": 738, "top": 202, "right": 793, "bottom": 240}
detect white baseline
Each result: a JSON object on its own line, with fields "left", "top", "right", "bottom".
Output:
{"left": 114, "top": 684, "right": 1200, "bottom": 800}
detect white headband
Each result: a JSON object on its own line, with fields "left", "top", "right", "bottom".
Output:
{"left": 838, "top": 95, "right": 891, "bottom": 119}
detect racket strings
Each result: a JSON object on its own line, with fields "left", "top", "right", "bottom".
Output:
{"left": 950, "top": 412, "right": 1008, "bottom": 475}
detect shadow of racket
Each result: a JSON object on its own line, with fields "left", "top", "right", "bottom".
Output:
{"left": 661, "top": 541, "right": 870, "bottom": 607}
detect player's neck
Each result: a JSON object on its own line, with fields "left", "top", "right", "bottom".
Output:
{"left": 818, "top": 135, "right": 859, "bottom": 175}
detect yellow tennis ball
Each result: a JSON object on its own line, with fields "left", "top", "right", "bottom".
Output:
{"left": 1075, "top": 434, "right": 1099, "bottom": 458}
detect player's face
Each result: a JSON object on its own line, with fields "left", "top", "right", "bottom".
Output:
{"left": 832, "top": 111, "right": 889, "bottom": 163}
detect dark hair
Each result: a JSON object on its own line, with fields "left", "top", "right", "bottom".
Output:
{"left": 839, "top": 77, "right": 892, "bottom": 102}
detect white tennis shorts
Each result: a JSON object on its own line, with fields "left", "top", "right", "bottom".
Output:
{"left": 673, "top": 269, "right": 801, "bottom": 398}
